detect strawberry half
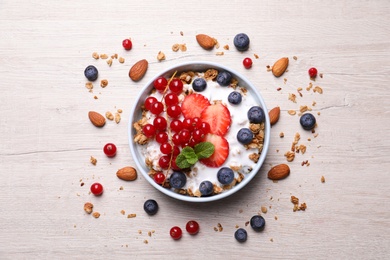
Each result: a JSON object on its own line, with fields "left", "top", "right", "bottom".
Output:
{"left": 200, "top": 134, "right": 229, "bottom": 168}
{"left": 200, "top": 102, "right": 231, "bottom": 136}
{"left": 181, "top": 93, "right": 210, "bottom": 119}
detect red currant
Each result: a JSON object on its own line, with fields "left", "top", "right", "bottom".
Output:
{"left": 150, "top": 101, "right": 164, "bottom": 115}
{"left": 200, "top": 122, "right": 211, "bottom": 134}
{"left": 182, "top": 118, "right": 195, "bottom": 131}
{"left": 154, "top": 77, "right": 168, "bottom": 92}
{"left": 170, "top": 120, "right": 183, "bottom": 133}
{"left": 308, "top": 67, "right": 318, "bottom": 78}
{"left": 169, "top": 78, "right": 184, "bottom": 94}
{"left": 164, "top": 93, "right": 179, "bottom": 106}
{"left": 170, "top": 226, "right": 182, "bottom": 240}
{"left": 192, "top": 117, "right": 202, "bottom": 129}
{"left": 186, "top": 220, "right": 200, "bottom": 235}
{"left": 158, "top": 155, "right": 170, "bottom": 169}
{"left": 153, "top": 116, "right": 167, "bottom": 131}
{"left": 142, "top": 124, "right": 156, "bottom": 138}
{"left": 192, "top": 129, "right": 205, "bottom": 142}
{"left": 187, "top": 138, "right": 197, "bottom": 147}
{"left": 160, "top": 142, "right": 173, "bottom": 154}
{"left": 172, "top": 133, "right": 182, "bottom": 146}
{"left": 170, "top": 157, "right": 181, "bottom": 170}
{"left": 103, "top": 143, "right": 117, "bottom": 157}
{"left": 90, "top": 182, "right": 103, "bottom": 196}
{"left": 179, "top": 129, "right": 191, "bottom": 144}
{"left": 144, "top": 96, "right": 157, "bottom": 111}
{"left": 243, "top": 57, "right": 253, "bottom": 69}
{"left": 122, "top": 39, "right": 132, "bottom": 50}
{"left": 166, "top": 104, "right": 182, "bottom": 118}
{"left": 156, "top": 132, "right": 168, "bottom": 144}
{"left": 172, "top": 146, "right": 180, "bottom": 156}
{"left": 153, "top": 172, "right": 165, "bottom": 185}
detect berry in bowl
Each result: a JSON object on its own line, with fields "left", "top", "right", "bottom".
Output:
{"left": 128, "top": 61, "right": 270, "bottom": 202}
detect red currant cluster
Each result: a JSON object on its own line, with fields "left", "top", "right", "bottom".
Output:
{"left": 141, "top": 76, "right": 211, "bottom": 174}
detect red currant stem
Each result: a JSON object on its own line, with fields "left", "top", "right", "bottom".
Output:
{"left": 159, "top": 71, "right": 178, "bottom": 103}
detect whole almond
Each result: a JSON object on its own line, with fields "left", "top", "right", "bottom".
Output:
{"left": 116, "top": 166, "right": 137, "bottom": 181}
{"left": 196, "top": 34, "right": 216, "bottom": 50}
{"left": 269, "top": 106, "right": 281, "bottom": 126}
{"left": 272, "top": 57, "right": 289, "bottom": 77}
{"left": 129, "top": 59, "right": 148, "bottom": 81}
{"left": 88, "top": 111, "right": 106, "bottom": 127}
{"left": 267, "top": 164, "right": 290, "bottom": 180}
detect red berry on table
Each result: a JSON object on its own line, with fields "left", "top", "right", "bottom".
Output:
{"left": 153, "top": 172, "right": 165, "bottom": 185}
{"left": 201, "top": 102, "right": 231, "bottom": 136}
{"left": 169, "top": 78, "right": 184, "bottom": 94}
{"left": 122, "top": 38, "right": 132, "bottom": 50}
{"left": 200, "top": 134, "right": 229, "bottom": 167}
{"left": 186, "top": 220, "right": 200, "bottom": 235}
{"left": 142, "top": 124, "right": 156, "bottom": 138}
{"left": 90, "top": 182, "right": 103, "bottom": 196}
{"left": 166, "top": 104, "right": 182, "bottom": 118}
{"left": 150, "top": 101, "right": 164, "bottom": 115}
{"left": 103, "top": 143, "right": 117, "bottom": 157}
{"left": 243, "top": 57, "right": 253, "bottom": 69}
{"left": 153, "top": 116, "right": 167, "bottom": 131}
{"left": 181, "top": 93, "right": 210, "bottom": 119}
{"left": 154, "top": 76, "right": 168, "bottom": 92}
{"left": 308, "top": 67, "right": 318, "bottom": 78}
{"left": 170, "top": 226, "right": 182, "bottom": 240}
{"left": 164, "top": 93, "right": 179, "bottom": 106}
{"left": 144, "top": 96, "right": 157, "bottom": 111}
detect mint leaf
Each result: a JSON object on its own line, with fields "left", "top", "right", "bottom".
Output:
{"left": 176, "top": 153, "right": 192, "bottom": 169}
{"left": 182, "top": 147, "right": 198, "bottom": 164}
{"left": 194, "top": 142, "right": 215, "bottom": 159}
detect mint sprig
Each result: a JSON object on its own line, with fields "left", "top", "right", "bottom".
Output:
{"left": 175, "top": 142, "right": 215, "bottom": 169}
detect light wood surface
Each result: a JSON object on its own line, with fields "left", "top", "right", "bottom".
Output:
{"left": 1, "top": 0, "right": 389, "bottom": 259}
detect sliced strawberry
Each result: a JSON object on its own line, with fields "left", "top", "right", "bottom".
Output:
{"left": 181, "top": 93, "right": 210, "bottom": 119}
{"left": 200, "top": 102, "right": 231, "bottom": 136}
{"left": 200, "top": 134, "right": 229, "bottom": 168}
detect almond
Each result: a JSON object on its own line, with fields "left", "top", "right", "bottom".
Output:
{"left": 129, "top": 59, "right": 148, "bottom": 81}
{"left": 88, "top": 111, "right": 106, "bottom": 127}
{"left": 269, "top": 106, "right": 280, "bottom": 126}
{"left": 116, "top": 166, "right": 137, "bottom": 181}
{"left": 267, "top": 164, "right": 290, "bottom": 180}
{"left": 196, "top": 34, "right": 216, "bottom": 50}
{"left": 272, "top": 57, "right": 289, "bottom": 77}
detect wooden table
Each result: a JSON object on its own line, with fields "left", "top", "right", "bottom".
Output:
{"left": 1, "top": 1, "right": 389, "bottom": 259}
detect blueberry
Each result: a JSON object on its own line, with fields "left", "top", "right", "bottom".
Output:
{"left": 233, "top": 33, "right": 250, "bottom": 51}
{"left": 250, "top": 215, "right": 265, "bottom": 231}
{"left": 169, "top": 171, "right": 187, "bottom": 189}
{"left": 234, "top": 228, "right": 247, "bottom": 242}
{"left": 237, "top": 128, "right": 253, "bottom": 145}
{"left": 228, "top": 91, "right": 242, "bottom": 105}
{"left": 300, "top": 113, "right": 316, "bottom": 130}
{"left": 84, "top": 65, "right": 98, "bottom": 81}
{"left": 217, "top": 167, "right": 234, "bottom": 185}
{"left": 199, "top": 180, "right": 213, "bottom": 196}
{"left": 192, "top": 78, "right": 207, "bottom": 92}
{"left": 143, "top": 199, "right": 158, "bottom": 215}
{"left": 247, "top": 106, "right": 265, "bottom": 123}
{"left": 216, "top": 71, "right": 232, "bottom": 86}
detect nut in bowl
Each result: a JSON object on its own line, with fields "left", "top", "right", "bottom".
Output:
{"left": 128, "top": 61, "right": 270, "bottom": 202}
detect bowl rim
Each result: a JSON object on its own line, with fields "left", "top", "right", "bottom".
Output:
{"left": 128, "top": 61, "right": 270, "bottom": 202}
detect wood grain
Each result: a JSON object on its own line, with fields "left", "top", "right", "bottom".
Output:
{"left": 0, "top": 0, "right": 389, "bottom": 259}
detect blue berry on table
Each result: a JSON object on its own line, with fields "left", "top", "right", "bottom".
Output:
{"left": 84, "top": 65, "right": 98, "bottom": 81}
{"left": 237, "top": 128, "right": 253, "bottom": 145}
{"left": 247, "top": 106, "right": 265, "bottom": 123}
{"left": 199, "top": 180, "right": 213, "bottom": 196}
{"left": 234, "top": 228, "right": 247, "bottom": 242}
{"left": 300, "top": 113, "right": 316, "bottom": 130}
{"left": 143, "top": 199, "right": 158, "bottom": 215}
{"left": 233, "top": 33, "right": 250, "bottom": 51}
{"left": 192, "top": 78, "right": 207, "bottom": 92}
{"left": 217, "top": 167, "right": 234, "bottom": 185}
{"left": 216, "top": 71, "right": 232, "bottom": 86}
{"left": 250, "top": 215, "right": 265, "bottom": 231}
{"left": 228, "top": 91, "right": 242, "bottom": 105}
{"left": 169, "top": 171, "right": 187, "bottom": 189}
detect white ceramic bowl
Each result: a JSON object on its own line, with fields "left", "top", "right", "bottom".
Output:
{"left": 128, "top": 61, "right": 270, "bottom": 202}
